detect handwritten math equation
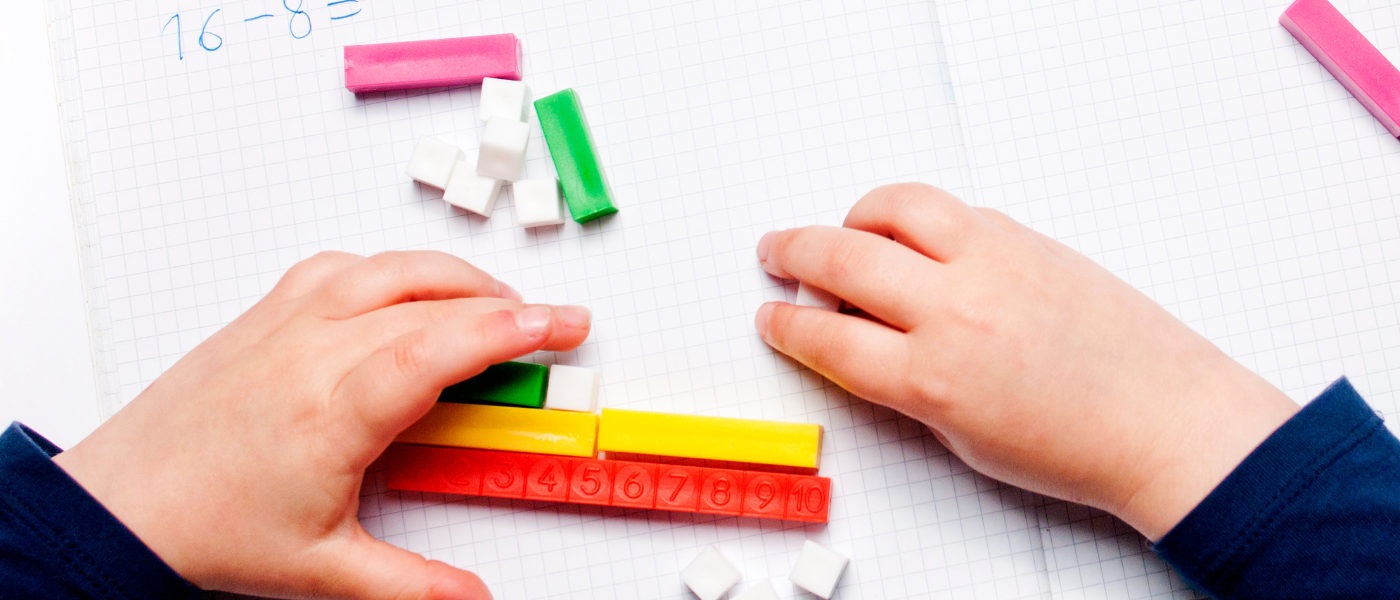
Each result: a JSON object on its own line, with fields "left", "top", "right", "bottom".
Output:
{"left": 162, "top": 0, "right": 363, "bottom": 59}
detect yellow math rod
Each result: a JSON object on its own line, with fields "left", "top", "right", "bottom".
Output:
{"left": 597, "top": 409, "right": 823, "bottom": 469}
{"left": 395, "top": 403, "right": 599, "bottom": 458}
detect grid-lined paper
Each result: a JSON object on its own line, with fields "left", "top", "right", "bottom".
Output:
{"left": 46, "top": 0, "right": 1060, "bottom": 598}
{"left": 936, "top": 0, "right": 1400, "bottom": 597}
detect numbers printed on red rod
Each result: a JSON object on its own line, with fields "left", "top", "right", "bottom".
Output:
{"left": 383, "top": 445, "right": 832, "bottom": 522}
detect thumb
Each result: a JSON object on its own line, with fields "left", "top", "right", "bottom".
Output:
{"left": 323, "top": 534, "right": 493, "bottom": 600}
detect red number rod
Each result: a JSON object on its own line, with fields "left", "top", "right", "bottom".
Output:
{"left": 384, "top": 444, "right": 830, "bottom": 523}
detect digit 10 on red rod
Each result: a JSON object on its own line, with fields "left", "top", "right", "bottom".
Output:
{"left": 384, "top": 443, "right": 830, "bottom": 523}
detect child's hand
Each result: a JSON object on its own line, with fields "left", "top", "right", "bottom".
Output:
{"left": 54, "top": 251, "right": 591, "bottom": 599}
{"left": 755, "top": 184, "right": 1299, "bottom": 541}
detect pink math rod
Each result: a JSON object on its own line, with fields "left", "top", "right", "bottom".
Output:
{"left": 343, "top": 34, "right": 521, "bottom": 94}
{"left": 1280, "top": 0, "right": 1400, "bottom": 139}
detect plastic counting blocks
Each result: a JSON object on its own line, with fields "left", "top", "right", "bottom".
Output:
{"left": 796, "top": 282, "right": 841, "bottom": 312}
{"left": 394, "top": 403, "right": 597, "bottom": 457}
{"left": 513, "top": 178, "right": 566, "bottom": 228}
{"left": 544, "top": 365, "right": 599, "bottom": 412}
{"left": 405, "top": 137, "right": 464, "bottom": 189}
{"left": 534, "top": 89, "right": 619, "bottom": 224}
{"left": 598, "top": 409, "right": 823, "bottom": 469}
{"left": 680, "top": 546, "right": 741, "bottom": 600}
{"left": 384, "top": 444, "right": 831, "bottom": 522}
{"left": 344, "top": 34, "right": 521, "bottom": 94}
{"left": 440, "top": 361, "right": 548, "bottom": 408}
{"left": 789, "top": 540, "right": 850, "bottom": 599}
{"left": 477, "top": 117, "right": 530, "bottom": 181}
{"left": 732, "top": 581, "right": 780, "bottom": 600}
{"left": 443, "top": 161, "right": 503, "bottom": 216}
{"left": 1281, "top": 0, "right": 1400, "bottom": 138}
{"left": 479, "top": 77, "right": 530, "bottom": 123}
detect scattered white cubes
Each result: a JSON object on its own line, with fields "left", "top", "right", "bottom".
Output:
{"left": 477, "top": 117, "right": 531, "bottom": 181}
{"left": 545, "top": 365, "right": 600, "bottom": 412}
{"left": 442, "top": 160, "right": 503, "bottom": 216}
{"left": 796, "top": 282, "right": 842, "bottom": 312}
{"left": 681, "top": 546, "right": 742, "bottom": 600}
{"left": 789, "top": 540, "right": 849, "bottom": 599}
{"left": 513, "top": 178, "right": 566, "bottom": 228}
{"left": 480, "top": 77, "right": 530, "bottom": 123}
{"left": 405, "top": 137, "right": 464, "bottom": 189}
{"left": 732, "top": 581, "right": 780, "bottom": 600}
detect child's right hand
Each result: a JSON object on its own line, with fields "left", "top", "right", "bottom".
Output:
{"left": 755, "top": 184, "right": 1300, "bottom": 541}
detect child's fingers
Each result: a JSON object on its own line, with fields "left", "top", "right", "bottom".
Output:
{"left": 349, "top": 297, "right": 525, "bottom": 347}
{"left": 263, "top": 250, "right": 363, "bottom": 302}
{"left": 311, "top": 535, "right": 493, "bottom": 600}
{"left": 337, "top": 306, "right": 590, "bottom": 443}
{"left": 842, "top": 183, "right": 991, "bottom": 263}
{"left": 757, "top": 226, "right": 944, "bottom": 331}
{"left": 755, "top": 302, "right": 913, "bottom": 406}
{"left": 313, "top": 251, "right": 519, "bottom": 319}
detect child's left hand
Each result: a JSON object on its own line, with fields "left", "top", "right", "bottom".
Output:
{"left": 53, "top": 251, "right": 591, "bottom": 599}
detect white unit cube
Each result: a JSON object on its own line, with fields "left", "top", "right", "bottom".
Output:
{"left": 479, "top": 77, "right": 530, "bottom": 123}
{"left": 789, "top": 540, "right": 849, "bottom": 599}
{"left": 796, "top": 282, "right": 842, "bottom": 312}
{"left": 681, "top": 546, "right": 742, "bottom": 600}
{"left": 442, "top": 160, "right": 503, "bottom": 216}
{"left": 513, "top": 178, "right": 566, "bottom": 228}
{"left": 545, "top": 365, "right": 600, "bottom": 412}
{"left": 405, "top": 137, "right": 464, "bottom": 189}
{"left": 732, "top": 581, "right": 780, "bottom": 600}
{"left": 477, "top": 117, "right": 531, "bottom": 181}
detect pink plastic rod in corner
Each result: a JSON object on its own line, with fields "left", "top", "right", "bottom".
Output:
{"left": 1280, "top": 0, "right": 1400, "bottom": 139}
{"left": 343, "top": 34, "right": 521, "bottom": 94}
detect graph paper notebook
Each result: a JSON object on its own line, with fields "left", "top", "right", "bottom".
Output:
{"left": 40, "top": 0, "right": 1400, "bottom": 597}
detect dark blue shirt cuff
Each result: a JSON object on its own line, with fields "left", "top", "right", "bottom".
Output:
{"left": 0, "top": 422, "right": 199, "bottom": 600}
{"left": 1154, "top": 377, "right": 1400, "bottom": 598}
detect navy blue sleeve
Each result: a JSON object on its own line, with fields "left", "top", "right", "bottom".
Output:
{"left": 1155, "top": 377, "right": 1400, "bottom": 598}
{"left": 0, "top": 422, "right": 199, "bottom": 600}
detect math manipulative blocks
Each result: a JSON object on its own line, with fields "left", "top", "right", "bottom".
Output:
{"left": 344, "top": 34, "right": 521, "bottom": 94}
{"left": 513, "top": 178, "right": 567, "bottom": 228}
{"left": 544, "top": 364, "right": 599, "bottom": 412}
{"left": 384, "top": 444, "right": 831, "bottom": 522}
{"left": 439, "top": 361, "right": 548, "bottom": 408}
{"left": 597, "top": 408, "right": 824, "bottom": 470}
{"left": 534, "top": 89, "right": 619, "bottom": 224}
{"left": 405, "top": 137, "right": 463, "bottom": 189}
{"left": 732, "top": 581, "right": 781, "bottom": 600}
{"left": 442, "top": 161, "right": 503, "bottom": 216}
{"left": 394, "top": 403, "right": 597, "bottom": 457}
{"left": 1281, "top": 0, "right": 1400, "bottom": 138}
{"left": 477, "top": 117, "right": 530, "bottom": 181}
{"left": 681, "top": 546, "right": 742, "bottom": 600}
{"left": 479, "top": 77, "right": 531, "bottom": 123}
{"left": 789, "top": 540, "right": 850, "bottom": 599}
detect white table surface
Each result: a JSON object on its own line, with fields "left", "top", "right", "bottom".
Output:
{"left": 0, "top": 0, "right": 101, "bottom": 449}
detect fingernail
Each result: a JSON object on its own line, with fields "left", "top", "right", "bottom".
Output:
{"left": 559, "top": 305, "right": 592, "bottom": 329}
{"left": 757, "top": 231, "right": 776, "bottom": 263}
{"left": 514, "top": 306, "right": 553, "bottom": 337}
{"left": 755, "top": 302, "right": 775, "bottom": 339}
{"left": 496, "top": 280, "right": 522, "bottom": 301}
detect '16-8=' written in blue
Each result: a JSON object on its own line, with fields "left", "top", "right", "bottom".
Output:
{"left": 162, "top": 0, "right": 363, "bottom": 60}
